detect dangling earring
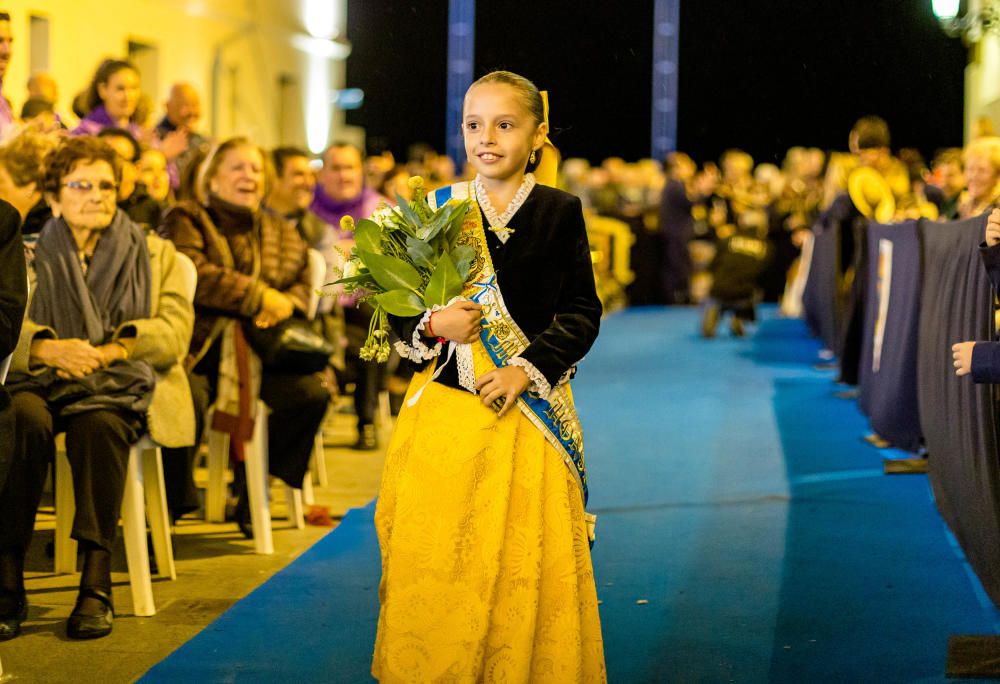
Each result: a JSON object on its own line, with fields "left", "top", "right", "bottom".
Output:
{"left": 529, "top": 150, "right": 536, "bottom": 165}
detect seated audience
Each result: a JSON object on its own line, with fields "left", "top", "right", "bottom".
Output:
{"left": 19, "top": 98, "right": 63, "bottom": 134}
{"left": 98, "top": 127, "right": 164, "bottom": 231}
{"left": 0, "top": 131, "right": 55, "bottom": 234}
{"left": 155, "top": 82, "right": 210, "bottom": 189}
{"left": 138, "top": 148, "right": 171, "bottom": 204}
{"left": 72, "top": 59, "right": 146, "bottom": 142}
{"left": 925, "top": 148, "right": 964, "bottom": 220}
{"left": 958, "top": 137, "right": 1000, "bottom": 219}
{"left": 0, "top": 196, "right": 27, "bottom": 512}
{"left": 0, "top": 135, "right": 194, "bottom": 640}
{"left": 311, "top": 142, "right": 385, "bottom": 449}
{"left": 26, "top": 71, "right": 58, "bottom": 105}
{"left": 264, "top": 145, "right": 344, "bottom": 379}
{"left": 159, "top": 137, "right": 331, "bottom": 531}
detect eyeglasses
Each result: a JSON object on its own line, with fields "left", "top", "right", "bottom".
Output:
{"left": 62, "top": 180, "right": 118, "bottom": 195}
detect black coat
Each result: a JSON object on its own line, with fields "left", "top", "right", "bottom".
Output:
{"left": 0, "top": 200, "right": 27, "bottom": 491}
{"left": 392, "top": 184, "right": 602, "bottom": 391}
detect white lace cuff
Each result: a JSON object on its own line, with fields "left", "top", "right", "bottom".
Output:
{"left": 557, "top": 366, "right": 575, "bottom": 387}
{"left": 393, "top": 297, "right": 466, "bottom": 363}
{"left": 509, "top": 356, "right": 553, "bottom": 400}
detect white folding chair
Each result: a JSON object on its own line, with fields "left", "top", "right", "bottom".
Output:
{"left": 202, "top": 248, "right": 329, "bottom": 550}
{"left": 54, "top": 435, "right": 176, "bottom": 617}
{"left": 295, "top": 248, "right": 331, "bottom": 507}
{"left": 205, "top": 400, "right": 278, "bottom": 553}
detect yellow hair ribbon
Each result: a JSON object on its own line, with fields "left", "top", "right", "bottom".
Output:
{"left": 536, "top": 90, "right": 560, "bottom": 187}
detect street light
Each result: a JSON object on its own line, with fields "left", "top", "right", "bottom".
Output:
{"left": 932, "top": 0, "right": 961, "bottom": 21}
{"left": 932, "top": 0, "right": 1000, "bottom": 40}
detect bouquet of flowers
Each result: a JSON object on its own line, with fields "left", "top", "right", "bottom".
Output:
{"left": 331, "top": 177, "right": 474, "bottom": 362}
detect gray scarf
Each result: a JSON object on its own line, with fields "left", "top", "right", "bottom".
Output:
{"left": 9, "top": 211, "right": 155, "bottom": 415}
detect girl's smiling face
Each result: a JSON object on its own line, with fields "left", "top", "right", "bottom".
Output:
{"left": 462, "top": 82, "right": 547, "bottom": 184}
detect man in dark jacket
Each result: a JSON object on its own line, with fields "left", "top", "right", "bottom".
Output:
{"left": 701, "top": 209, "right": 770, "bottom": 338}
{"left": 0, "top": 199, "right": 27, "bottom": 492}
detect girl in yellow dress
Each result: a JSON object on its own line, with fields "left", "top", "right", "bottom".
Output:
{"left": 373, "top": 70, "right": 606, "bottom": 682}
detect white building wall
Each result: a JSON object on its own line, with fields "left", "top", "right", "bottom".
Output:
{"left": 963, "top": 0, "right": 1000, "bottom": 140}
{"left": 2, "top": 0, "right": 348, "bottom": 152}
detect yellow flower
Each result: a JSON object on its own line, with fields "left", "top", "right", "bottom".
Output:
{"left": 340, "top": 215, "right": 356, "bottom": 232}
{"left": 407, "top": 176, "right": 424, "bottom": 192}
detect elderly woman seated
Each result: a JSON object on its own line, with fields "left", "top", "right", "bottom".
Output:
{"left": 0, "top": 136, "right": 194, "bottom": 641}
{"left": 160, "top": 136, "right": 331, "bottom": 536}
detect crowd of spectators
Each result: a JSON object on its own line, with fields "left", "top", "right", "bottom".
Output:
{"left": 0, "top": 5, "right": 998, "bottom": 645}
{"left": 561, "top": 115, "right": 1000, "bottom": 337}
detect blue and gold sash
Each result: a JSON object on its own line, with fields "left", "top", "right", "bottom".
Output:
{"left": 431, "top": 183, "right": 591, "bottom": 511}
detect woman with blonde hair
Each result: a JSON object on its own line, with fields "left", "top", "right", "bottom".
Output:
{"left": 959, "top": 136, "right": 1000, "bottom": 219}
{"left": 159, "top": 136, "right": 331, "bottom": 532}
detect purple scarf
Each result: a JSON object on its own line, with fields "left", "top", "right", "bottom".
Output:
{"left": 310, "top": 185, "right": 383, "bottom": 239}
{"left": 72, "top": 104, "right": 145, "bottom": 139}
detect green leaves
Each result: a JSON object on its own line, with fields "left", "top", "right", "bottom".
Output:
{"left": 451, "top": 244, "right": 475, "bottom": 280}
{"left": 359, "top": 250, "right": 422, "bottom": 292}
{"left": 331, "top": 272, "right": 375, "bottom": 286}
{"left": 406, "top": 237, "right": 435, "bottom": 271}
{"left": 423, "top": 253, "right": 464, "bottom": 307}
{"left": 375, "top": 289, "right": 426, "bottom": 316}
{"left": 443, "top": 201, "right": 470, "bottom": 245}
{"left": 395, "top": 194, "right": 423, "bottom": 231}
{"left": 354, "top": 219, "right": 383, "bottom": 255}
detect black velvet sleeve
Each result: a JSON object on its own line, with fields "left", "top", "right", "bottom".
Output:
{"left": 979, "top": 242, "right": 1000, "bottom": 290}
{"left": 518, "top": 195, "right": 602, "bottom": 386}
{"left": 0, "top": 201, "right": 26, "bottom": 359}
{"left": 972, "top": 342, "right": 1000, "bottom": 384}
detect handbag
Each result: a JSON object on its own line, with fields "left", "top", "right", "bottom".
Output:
{"left": 243, "top": 317, "right": 335, "bottom": 373}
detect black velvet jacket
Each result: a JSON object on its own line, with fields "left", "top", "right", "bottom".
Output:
{"left": 390, "top": 184, "right": 602, "bottom": 392}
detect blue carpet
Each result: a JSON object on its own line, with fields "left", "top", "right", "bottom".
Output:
{"left": 142, "top": 307, "right": 1000, "bottom": 683}
{"left": 143, "top": 501, "right": 381, "bottom": 683}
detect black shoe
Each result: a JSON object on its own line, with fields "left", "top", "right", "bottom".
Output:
{"left": 234, "top": 484, "right": 253, "bottom": 540}
{"left": 730, "top": 317, "right": 746, "bottom": 337}
{"left": 352, "top": 423, "right": 378, "bottom": 451}
{"left": 0, "top": 590, "right": 27, "bottom": 641}
{"left": 66, "top": 587, "right": 113, "bottom": 640}
{"left": 701, "top": 306, "right": 719, "bottom": 338}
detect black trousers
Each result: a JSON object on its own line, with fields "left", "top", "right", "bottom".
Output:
{"left": 161, "top": 374, "right": 208, "bottom": 518}
{"left": 162, "top": 340, "right": 330, "bottom": 494}
{"left": 0, "top": 391, "right": 143, "bottom": 553}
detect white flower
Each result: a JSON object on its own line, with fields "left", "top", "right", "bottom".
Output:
{"left": 372, "top": 205, "right": 397, "bottom": 227}
{"left": 342, "top": 260, "right": 359, "bottom": 279}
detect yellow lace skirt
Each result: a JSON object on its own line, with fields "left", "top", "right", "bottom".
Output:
{"left": 372, "top": 369, "right": 607, "bottom": 683}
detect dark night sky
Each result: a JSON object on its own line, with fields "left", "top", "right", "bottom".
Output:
{"left": 346, "top": 1, "right": 968, "bottom": 166}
